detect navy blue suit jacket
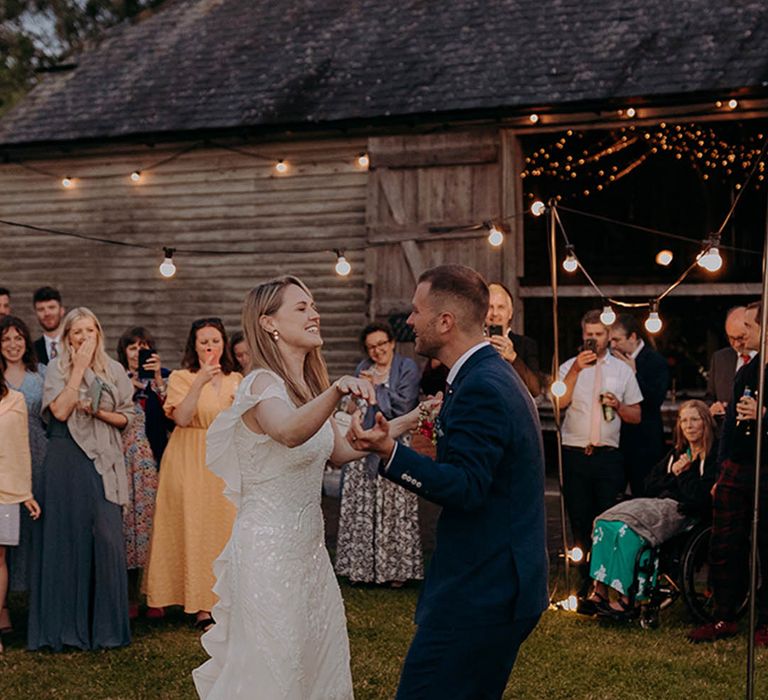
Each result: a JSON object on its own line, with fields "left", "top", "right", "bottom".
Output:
{"left": 382, "top": 344, "right": 549, "bottom": 628}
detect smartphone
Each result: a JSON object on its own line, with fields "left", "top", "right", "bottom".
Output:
{"left": 584, "top": 338, "right": 598, "bottom": 365}
{"left": 488, "top": 324, "right": 503, "bottom": 337}
{"left": 138, "top": 348, "right": 154, "bottom": 380}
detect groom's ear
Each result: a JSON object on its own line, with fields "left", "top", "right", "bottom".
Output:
{"left": 437, "top": 311, "right": 456, "bottom": 334}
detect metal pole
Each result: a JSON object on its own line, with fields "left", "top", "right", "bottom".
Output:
{"left": 746, "top": 200, "right": 768, "bottom": 700}
{"left": 549, "top": 201, "right": 571, "bottom": 595}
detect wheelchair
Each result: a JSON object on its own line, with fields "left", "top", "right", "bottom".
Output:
{"left": 622, "top": 520, "right": 719, "bottom": 629}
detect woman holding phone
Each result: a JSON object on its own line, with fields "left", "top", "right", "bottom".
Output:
{"left": 28, "top": 308, "right": 134, "bottom": 651}
{"left": 144, "top": 318, "right": 242, "bottom": 631}
{"left": 116, "top": 327, "right": 171, "bottom": 619}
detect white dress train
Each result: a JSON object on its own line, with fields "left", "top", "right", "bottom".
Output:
{"left": 193, "top": 370, "right": 354, "bottom": 699}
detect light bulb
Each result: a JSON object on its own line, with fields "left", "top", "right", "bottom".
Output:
{"left": 566, "top": 594, "right": 578, "bottom": 611}
{"left": 568, "top": 547, "right": 584, "bottom": 563}
{"left": 274, "top": 160, "right": 288, "bottom": 174}
{"left": 159, "top": 247, "right": 176, "bottom": 278}
{"left": 61, "top": 176, "right": 73, "bottom": 188}
{"left": 562, "top": 253, "right": 578, "bottom": 273}
{"left": 697, "top": 246, "right": 723, "bottom": 272}
{"left": 357, "top": 153, "right": 369, "bottom": 168}
{"left": 335, "top": 254, "right": 351, "bottom": 276}
{"left": 600, "top": 305, "right": 616, "bottom": 326}
{"left": 655, "top": 249, "right": 673, "bottom": 266}
{"left": 130, "top": 170, "right": 142, "bottom": 182}
{"left": 487, "top": 225, "right": 504, "bottom": 247}
{"left": 728, "top": 99, "right": 738, "bottom": 110}
{"left": 529, "top": 113, "right": 539, "bottom": 124}
{"left": 531, "top": 200, "right": 546, "bottom": 217}
{"left": 645, "top": 311, "right": 662, "bottom": 334}
{"left": 625, "top": 107, "right": 636, "bottom": 118}
{"left": 550, "top": 379, "right": 567, "bottom": 397}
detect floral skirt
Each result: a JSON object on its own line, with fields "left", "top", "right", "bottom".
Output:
{"left": 334, "top": 457, "right": 424, "bottom": 584}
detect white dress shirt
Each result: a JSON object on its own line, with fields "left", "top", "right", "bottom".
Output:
{"left": 558, "top": 352, "right": 643, "bottom": 448}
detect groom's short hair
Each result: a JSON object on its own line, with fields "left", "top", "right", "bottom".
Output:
{"left": 419, "top": 264, "right": 489, "bottom": 329}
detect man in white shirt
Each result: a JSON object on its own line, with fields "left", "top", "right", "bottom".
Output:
{"left": 558, "top": 309, "right": 643, "bottom": 603}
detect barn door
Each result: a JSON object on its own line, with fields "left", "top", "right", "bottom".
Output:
{"left": 364, "top": 129, "right": 522, "bottom": 334}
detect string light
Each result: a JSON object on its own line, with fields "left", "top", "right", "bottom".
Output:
{"left": 728, "top": 99, "right": 739, "bottom": 110}
{"left": 529, "top": 113, "right": 540, "bottom": 124}
{"left": 600, "top": 304, "right": 616, "bottom": 326}
{"left": 356, "top": 153, "right": 369, "bottom": 169}
{"left": 274, "top": 160, "right": 288, "bottom": 174}
{"left": 562, "top": 245, "right": 578, "bottom": 272}
{"left": 697, "top": 236, "right": 723, "bottom": 272}
{"left": 655, "top": 249, "right": 673, "bottom": 266}
{"left": 130, "top": 170, "right": 142, "bottom": 182}
{"left": 550, "top": 379, "right": 567, "bottom": 397}
{"left": 625, "top": 107, "right": 636, "bottom": 118}
{"left": 61, "top": 176, "right": 73, "bottom": 188}
{"left": 645, "top": 300, "right": 663, "bottom": 334}
{"left": 530, "top": 200, "right": 547, "bottom": 216}
{"left": 159, "top": 247, "right": 177, "bottom": 278}
{"left": 568, "top": 547, "right": 584, "bottom": 563}
{"left": 334, "top": 249, "right": 351, "bottom": 276}
{"left": 486, "top": 222, "right": 504, "bottom": 247}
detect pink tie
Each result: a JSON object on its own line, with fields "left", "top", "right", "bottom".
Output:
{"left": 589, "top": 362, "right": 602, "bottom": 446}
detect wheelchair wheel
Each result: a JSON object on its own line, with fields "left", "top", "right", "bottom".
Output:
{"left": 681, "top": 525, "right": 715, "bottom": 623}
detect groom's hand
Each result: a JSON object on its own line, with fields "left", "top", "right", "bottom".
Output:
{"left": 347, "top": 412, "right": 396, "bottom": 461}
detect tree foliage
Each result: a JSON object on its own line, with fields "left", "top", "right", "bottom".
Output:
{"left": 0, "top": 1, "right": 167, "bottom": 114}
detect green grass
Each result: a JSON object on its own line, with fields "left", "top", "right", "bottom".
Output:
{"left": 1, "top": 584, "right": 766, "bottom": 699}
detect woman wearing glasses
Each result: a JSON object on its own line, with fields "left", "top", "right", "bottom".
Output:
{"left": 144, "top": 318, "right": 242, "bottom": 631}
{"left": 334, "top": 322, "right": 423, "bottom": 587}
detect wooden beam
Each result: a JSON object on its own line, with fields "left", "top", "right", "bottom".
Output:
{"left": 519, "top": 283, "right": 763, "bottom": 298}
{"left": 400, "top": 240, "right": 425, "bottom": 283}
{"left": 367, "top": 224, "right": 487, "bottom": 245}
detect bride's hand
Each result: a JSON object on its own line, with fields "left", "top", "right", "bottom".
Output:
{"left": 334, "top": 376, "right": 376, "bottom": 405}
{"left": 401, "top": 392, "right": 444, "bottom": 432}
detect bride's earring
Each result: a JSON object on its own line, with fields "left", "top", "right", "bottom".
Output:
{"left": 272, "top": 330, "right": 280, "bottom": 342}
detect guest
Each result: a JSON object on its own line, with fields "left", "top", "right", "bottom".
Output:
{"left": 0, "top": 316, "right": 47, "bottom": 599}
{"left": 335, "top": 322, "right": 423, "bottom": 586}
{"left": 486, "top": 282, "right": 542, "bottom": 396}
{"left": 0, "top": 288, "right": 11, "bottom": 318}
{"left": 609, "top": 313, "right": 670, "bottom": 495}
{"left": 585, "top": 400, "right": 717, "bottom": 616}
{"left": 229, "top": 330, "right": 251, "bottom": 374}
{"left": 0, "top": 370, "right": 41, "bottom": 652}
{"left": 32, "top": 286, "right": 65, "bottom": 364}
{"left": 116, "top": 327, "right": 171, "bottom": 619}
{"left": 28, "top": 308, "right": 134, "bottom": 651}
{"left": 705, "top": 306, "right": 754, "bottom": 421}
{"left": 557, "top": 309, "right": 642, "bottom": 602}
{"left": 144, "top": 318, "right": 242, "bottom": 631}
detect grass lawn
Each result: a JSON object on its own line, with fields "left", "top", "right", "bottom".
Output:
{"left": 1, "top": 582, "right": 767, "bottom": 699}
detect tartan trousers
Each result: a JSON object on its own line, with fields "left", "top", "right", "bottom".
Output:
{"left": 710, "top": 458, "right": 768, "bottom": 622}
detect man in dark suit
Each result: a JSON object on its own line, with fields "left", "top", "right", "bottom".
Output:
{"left": 348, "top": 264, "right": 548, "bottom": 700}
{"left": 609, "top": 313, "right": 670, "bottom": 495}
{"left": 486, "top": 282, "right": 541, "bottom": 396}
{"left": 706, "top": 306, "right": 754, "bottom": 420}
{"left": 31, "top": 286, "right": 65, "bottom": 364}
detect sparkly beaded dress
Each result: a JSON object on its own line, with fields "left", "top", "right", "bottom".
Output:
{"left": 193, "top": 370, "right": 353, "bottom": 700}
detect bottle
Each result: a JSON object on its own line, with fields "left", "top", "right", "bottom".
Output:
{"left": 600, "top": 393, "right": 615, "bottom": 422}
{"left": 738, "top": 386, "right": 754, "bottom": 437}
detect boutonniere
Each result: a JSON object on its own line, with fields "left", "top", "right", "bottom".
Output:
{"left": 417, "top": 401, "right": 441, "bottom": 445}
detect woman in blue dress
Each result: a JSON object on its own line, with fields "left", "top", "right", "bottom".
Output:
{"left": 0, "top": 316, "right": 47, "bottom": 632}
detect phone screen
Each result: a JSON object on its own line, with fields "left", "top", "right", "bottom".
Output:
{"left": 137, "top": 348, "right": 154, "bottom": 380}
{"left": 488, "top": 324, "right": 503, "bottom": 337}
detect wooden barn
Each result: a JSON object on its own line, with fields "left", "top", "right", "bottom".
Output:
{"left": 1, "top": 0, "right": 768, "bottom": 381}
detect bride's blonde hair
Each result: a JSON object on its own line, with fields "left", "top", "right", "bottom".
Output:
{"left": 58, "top": 307, "right": 117, "bottom": 383}
{"left": 242, "top": 276, "right": 330, "bottom": 405}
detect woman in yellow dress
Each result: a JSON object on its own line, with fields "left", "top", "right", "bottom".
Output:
{"left": 144, "top": 318, "right": 242, "bottom": 630}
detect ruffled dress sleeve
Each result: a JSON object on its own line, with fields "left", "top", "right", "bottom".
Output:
{"left": 205, "top": 369, "right": 291, "bottom": 508}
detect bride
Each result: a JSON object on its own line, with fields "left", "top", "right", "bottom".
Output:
{"left": 193, "top": 276, "right": 421, "bottom": 699}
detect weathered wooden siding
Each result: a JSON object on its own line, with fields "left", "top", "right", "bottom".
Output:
{"left": 0, "top": 137, "right": 369, "bottom": 377}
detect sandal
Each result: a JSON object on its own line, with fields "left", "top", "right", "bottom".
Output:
{"left": 194, "top": 616, "right": 215, "bottom": 632}
{"left": 576, "top": 591, "right": 608, "bottom": 616}
{"left": 598, "top": 596, "right": 637, "bottom": 620}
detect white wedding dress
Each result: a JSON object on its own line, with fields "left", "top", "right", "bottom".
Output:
{"left": 193, "top": 370, "right": 354, "bottom": 699}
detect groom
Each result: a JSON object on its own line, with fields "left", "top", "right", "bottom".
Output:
{"left": 348, "top": 264, "right": 548, "bottom": 699}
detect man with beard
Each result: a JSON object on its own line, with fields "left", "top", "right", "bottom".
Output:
{"left": 32, "top": 286, "right": 65, "bottom": 364}
{"left": 348, "top": 264, "right": 547, "bottom": 700}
